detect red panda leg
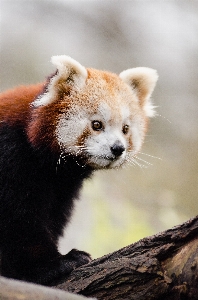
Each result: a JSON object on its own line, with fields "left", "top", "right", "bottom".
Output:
{"left": 1, "top": 244, "right": 91, "bottom": 286}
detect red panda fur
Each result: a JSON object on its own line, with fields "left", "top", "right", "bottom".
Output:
{"left": 0, "top": 55, "right": 158, "bottom": 285}
{"left": 0, "top": 83, "right": 44, "bottom": 127}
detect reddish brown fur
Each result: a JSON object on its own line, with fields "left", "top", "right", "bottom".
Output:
{"left": 0, "top": 68, "right": 149, "bottom": 153}
{"left": 27, "top": 68, "right": 129, "bottom": 150}
{"left": 0, "top": 83, "right": 44, "bottom": 127}
{"left": 27, "top": 91, "right": 78, "bottom": 150}
{"left": 0, "top": 58, "right": 157, "bottom": 285}
{"left": 0, "top": 81, "right": 72, "bottom": 150}
{"left": 76, "top": 126, "right": 92, "bottom": 147}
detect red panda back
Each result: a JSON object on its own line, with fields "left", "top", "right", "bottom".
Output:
{"left": 0, "top": 83, "right": 44, "bottom": 127}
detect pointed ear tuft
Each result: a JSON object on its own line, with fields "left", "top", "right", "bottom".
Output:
{"left": 32, "top": 55, "right": 87, "bottom": 107}
{"left": 119, "top": 67, "right": 158, "bottom": 117}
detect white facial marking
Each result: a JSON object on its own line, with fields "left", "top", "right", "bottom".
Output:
{"left": 85, "top": 127, "right": 127, "bottom": 168}
{"left": 121, "top": 106, "right": 130, "bottom": 121}
{"left": 50, "top": 61, "right": 158, "bottom": 169}
{"left": 143, "top": 101, "right": 156, "bottom": 118}
{"left": 97, "top": 102, "right": 111, "bottom": 123}
{"left": 55, "top": 96, "right": 147, "bottom": 169}
{"left": 84, "top": 101, "right": 128, "bottom": 168}
{"left": 56, "top": 107, "right": 88, "bottom": 153}
{"left": 130, "top": 122, "right": 143, "bottom": 155}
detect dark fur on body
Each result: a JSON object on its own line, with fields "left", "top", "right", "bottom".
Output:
{"left": 0, "top": 55, "right": 158, "bottom": 286}
{"left": 0, "top": 123, "right": 92, "bottom": 285}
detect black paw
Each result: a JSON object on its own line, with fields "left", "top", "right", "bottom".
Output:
{"left": 65, "top": 248, "right": 92, "bottom": 269}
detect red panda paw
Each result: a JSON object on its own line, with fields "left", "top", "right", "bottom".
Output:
{"left": 64, "top": 248, "right": 92, "bottom": 269}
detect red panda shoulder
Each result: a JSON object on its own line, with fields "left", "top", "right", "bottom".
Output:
{"left": 0, "top": 83, "right": 44, "bottom": 127}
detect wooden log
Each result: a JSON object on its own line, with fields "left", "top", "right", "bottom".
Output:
{"left": 56, "top": 216, "right": 198, "bottom": 299}
{"left": 1, "top": 216, "right": 198, "bottom": 299}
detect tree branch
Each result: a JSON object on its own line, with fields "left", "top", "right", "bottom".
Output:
{"left": 1, "top": 216, "right": 198, "bottom": 299}
{"left": 56, "top": 215, "right": 198, "bottom": 299}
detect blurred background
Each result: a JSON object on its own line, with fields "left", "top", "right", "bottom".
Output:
{"left": 0, "top": 0, "right": 198, "bottom": 258}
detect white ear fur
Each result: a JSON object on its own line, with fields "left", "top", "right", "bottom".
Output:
{"left": 51, "top": 55, "right": 87, "bottom": 85}
{"left": 119, "top": 67, "right": 158, "bottom": 117}
{"left": 33, "top": 55, "right": 88, "bottom": 107}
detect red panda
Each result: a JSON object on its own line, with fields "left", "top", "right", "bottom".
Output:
{"left": 0, "top": 55, "right": 158, "bottom": 285}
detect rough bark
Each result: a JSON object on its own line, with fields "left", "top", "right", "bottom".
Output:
{"left": 1, "top": 216, "right": 198, "bottom": 300}
{"left": 56, "top": 216, "right": 198, "bottom": 299}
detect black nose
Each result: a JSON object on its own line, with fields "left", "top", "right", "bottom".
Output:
{"left": 110, "top": 142, "right": 125, "bottom": 157}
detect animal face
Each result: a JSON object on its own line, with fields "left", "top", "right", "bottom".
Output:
{"left": 32, "top": 56, "right": 158, "bottom": 169}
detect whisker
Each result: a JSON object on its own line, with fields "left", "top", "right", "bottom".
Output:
{"left": 132, "top": 158, "right": 148, "bottom": 169}
{"left": 138, "top": 151, "right": 161, "bottom": 160}
{"left": 134, "top": 156, "right": 153, "bottom": 166}
{"left": 126, "top": 159, "right": 136, "bottom": 167}
{"left": 126, "top": 155, "right": 148, "bottom": 169}
{"left": 155, "top": 113, "right": 171, "bottom": 124}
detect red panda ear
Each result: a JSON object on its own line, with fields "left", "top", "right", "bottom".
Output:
{"left": 51, "top": 55, "right": 87, "bottom": 88}
{"left": 33, "top": 55, "right": 88, "bottom": 107}
{"left": 119, "top": 67, "right": 158, "bottom": 117}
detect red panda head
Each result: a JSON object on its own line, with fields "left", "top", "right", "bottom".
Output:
{"left": 28, "top": 55, "right": 158, "bottom": 169}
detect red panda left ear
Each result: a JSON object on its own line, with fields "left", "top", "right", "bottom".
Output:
{"left": 33, "top": 55, "right": 88, "bottom": 107}
{"left": 119, "top": 67, "right": 158, "bottom": 117}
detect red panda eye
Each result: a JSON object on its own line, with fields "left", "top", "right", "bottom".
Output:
{"left": 91, "top": 120, "right": 103, "bottom": 131}
{"left": 122, "top": 124, "right": 129, "bottom": 135}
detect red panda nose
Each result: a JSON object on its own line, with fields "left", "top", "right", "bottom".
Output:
{"left": 110, "top": 142, "right": 125, "bottom": 157}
